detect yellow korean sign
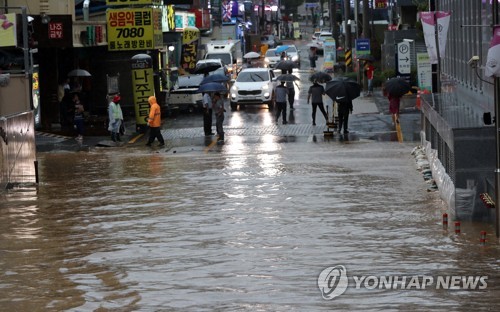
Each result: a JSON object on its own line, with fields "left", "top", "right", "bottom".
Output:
{"left": 107, "top": 8, "right": 162, "bottom": 51}
{"left": 131, "top": 54, "right": 155, "bottom": 127}
{"left": 106, "top": 0, "right": 161, "bottom": 6}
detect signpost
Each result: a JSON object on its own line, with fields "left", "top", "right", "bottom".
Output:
{"left": 397, "top": 41, "right": 411, "bottom": 75}
{"left": 355, "top": 38, "right": 370, "bottom": 56}
{"left": 417, "top": 53, "right": 432, "bottom": 92}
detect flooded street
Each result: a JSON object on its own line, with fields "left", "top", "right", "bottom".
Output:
{"left": 2, "top": 139, "right": 500, "bottom": 311}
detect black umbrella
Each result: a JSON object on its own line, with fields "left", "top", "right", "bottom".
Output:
{"left": 197, "top": 82, "right": 228, "bottom": 93}
{"left": 275, "top": 60, "right": 297, "bottom": 71}
{"left": 309, "top": 71, "right": 332, "bottom": 83}
{"left": 193, "top": 62, "right": 222, "bottom": 75}
{"left": 68, "top": 69, "right": 92, "bottom": 77}
{"left": 325, "top": 77, "right": 361, "bottom": 102}
{"left": 276, "top": 74, "right": 300, "bottom": 82}
{"left": 383, "top": 77, "right": 411, "bottom": 98}
{"left": 201, "top": 74, "right": 230, "bottom": 84}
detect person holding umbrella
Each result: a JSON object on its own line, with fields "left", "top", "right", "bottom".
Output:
{"left": 336, "top": 96, "right": 353, "bottom": 134}
{"left": 309, "top": 47, "right": 318, "bottom": 70}
{"left": 285, "top": 69, "right": 296, "bottom": 110}
{"left": 387, "top": 93, "right": 401, "bottom": 125}
{"left": 212, "top": 92, "right": 225, "bottom": 142}
{"left": 202, "top": 92, "right": 214, "bottom": 136}
{"left": 383, "top": 77, "right": 411, "bottom": 125}
{"left": 307, "top": 80, "right": 328, "bottom": 126}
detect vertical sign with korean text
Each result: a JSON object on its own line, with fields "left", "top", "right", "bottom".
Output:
{"left": 48, "top": 22, "right": 64, "bottom": 39}
{"left": 181, "top": 27, "right": 199, "bottom": 73}
{"left": 417, "top": 53, "right": 432, "bottom": 91}
{"left": 131, "top": 54, "right": 154, "bottom": 128}
{"left": 322, "top": 39, "right": 336, "bottom": 72}
{"left": 107, "top": 8, "right": 162, "bottom": 51}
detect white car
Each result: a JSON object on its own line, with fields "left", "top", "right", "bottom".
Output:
{"left": 230, "top": 68, "right": 276, "bottom": 110}
{"left": 264, "top": 48, "right": 281, "bottom": 68}
{"left": 311, "top": 31, "right": 321, "bottom": 41}
{"left": 168, "top": 74, "right": 204, "bottom": 112}
{"left": 316, "top": 32, "right": 333, "bottom": 51}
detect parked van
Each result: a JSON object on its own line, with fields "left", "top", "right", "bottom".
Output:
{"left": 204, "top": 40, "right": 242, "bottom": 78}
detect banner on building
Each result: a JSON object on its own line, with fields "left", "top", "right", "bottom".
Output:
{"left": 419, "top": 11, "right": 451, "bottom": 64}
{"left": 175, "top": 11, "right": 196, "bottom": 31}
{"left": 486, "top": 26, "right": 500, "bottom": 77}
{"left": 222, "top": 0, "right": 238, "bottom": 25}
{"left": 0, "top": 13, "right": 17, "bottom": 47}
{"left": 162, "top": 5, "right": 176, "bottom": 32}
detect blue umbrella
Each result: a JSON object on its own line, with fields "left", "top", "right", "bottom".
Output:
{"left": 275, "top": 45, "right": 290, "bottom": 54}
{"left": 197, "top": 82, "right": 228, "bottom": 93}
{"left": 201, "top": 74, "right": 230, "bottom": 85}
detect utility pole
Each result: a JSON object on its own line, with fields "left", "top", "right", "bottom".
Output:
{"left": 493, "top": 0, "right": 500, "bottom": 238}
{"left": 331, "top": 0, "right": 338, "bottom": 44}
{"left": 361, "top": 0, "right": 369, "bottom": 89}
{"left": 344, "top": 0, "right": 351, "bottom": 72}
{"left": 362, "top": 0, "right": 369, "bottom": 39}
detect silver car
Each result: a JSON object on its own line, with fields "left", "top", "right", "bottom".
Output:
{"left": 264, "top": 49, "right": 281, "bottom": 68}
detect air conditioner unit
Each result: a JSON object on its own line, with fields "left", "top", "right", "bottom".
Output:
{"left": 0, "top": 74, "right": 10, "bottom": 87}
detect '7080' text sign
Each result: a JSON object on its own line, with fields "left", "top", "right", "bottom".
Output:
{"left": 107, "top": 8, "right": 163, "bottom": 51}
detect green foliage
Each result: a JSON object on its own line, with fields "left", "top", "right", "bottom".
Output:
{"left": 413, "top": 0, "right": 429, "bottom": 11}
{"left": 413, "top": 0, "right": 428, "bottom": 39}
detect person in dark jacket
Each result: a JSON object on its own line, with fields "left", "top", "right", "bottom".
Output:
{"left": 307, "top": 81, "right": 328, "bottom": 126}
{"left": 285, "top": 69, "right": 296, "bottom": 110}
{"left": 336, "top": 96, "right": 353, "bottom": 134}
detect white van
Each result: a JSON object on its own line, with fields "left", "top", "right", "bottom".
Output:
{"left": 204, "top": 40, "right": 242, "bottom": 78}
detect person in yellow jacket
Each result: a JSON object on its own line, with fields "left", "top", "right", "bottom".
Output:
{"left": 145, "top": 95, "right": 165, "bottom": 147}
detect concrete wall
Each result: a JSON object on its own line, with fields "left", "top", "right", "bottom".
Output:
{"left": 0, "top": 75, "right": 31, "bottom": 117}
{"left": 421, "top": 93, "right": 496, "bottom": 222}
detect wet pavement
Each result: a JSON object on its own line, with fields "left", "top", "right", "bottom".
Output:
{"left": 5, "top": 33, "right": 500, "bottom": 311}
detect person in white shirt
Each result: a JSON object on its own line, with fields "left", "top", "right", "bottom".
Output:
{"left": 108, "top": 95, "right": 124, "bottom": 142}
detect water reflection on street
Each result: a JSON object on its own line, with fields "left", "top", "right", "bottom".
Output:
{"left": 1, "top": 141, "right": 500, "bottom": 311}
